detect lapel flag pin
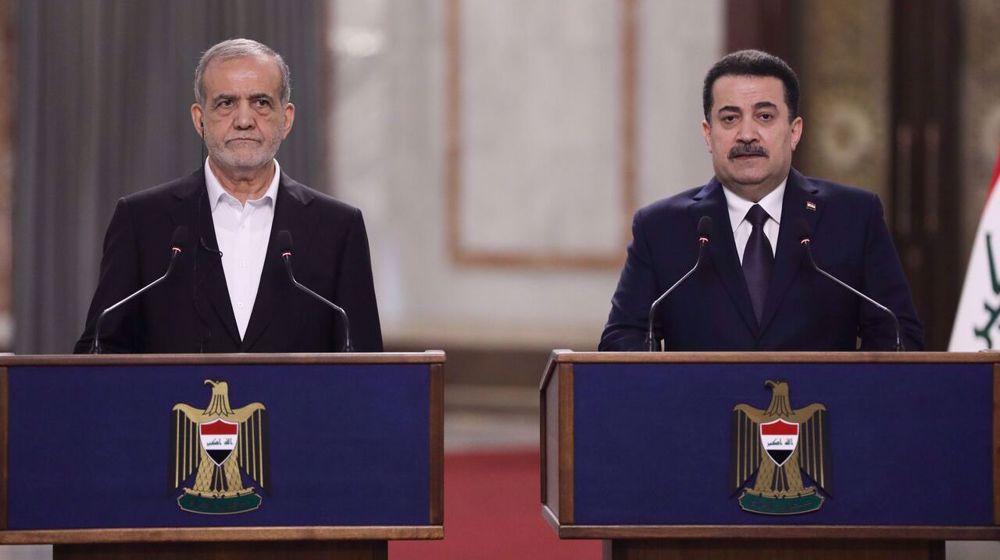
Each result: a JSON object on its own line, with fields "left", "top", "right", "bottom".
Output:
{"left": 806, "top": 201, "right": 817, "bottom": 211}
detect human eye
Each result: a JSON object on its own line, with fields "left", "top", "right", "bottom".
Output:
{"left": 720, "top": 114, "right": 738, "bottom": 125}
{"left": 758, "top": 112, "right": 774, "bottom": 122}
{"left": 215, "top": 98, "right": 233, "bottom": 110}
{"left": 253, "top": 97, "right": 273, "bottom": 109}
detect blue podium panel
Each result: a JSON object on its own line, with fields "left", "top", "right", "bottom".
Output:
{"left": 569, "top": 359, "right": 997, "bottom": 527}
{"left": 5, "top": 361, "right": 433, "bottom": 530}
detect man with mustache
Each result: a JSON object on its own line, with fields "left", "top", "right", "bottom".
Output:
{"left": 600, "top": 50, "right": 923, "bottom": 351}
{"left": 75, "top": 38, "right": 382, "bottom": 353}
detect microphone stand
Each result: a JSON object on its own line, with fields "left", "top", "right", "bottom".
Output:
{"left": 646, "top": 236, "right": 709, "bottom": 352}
{"left": 92, "top": 246, "right": 183, "bottom": 354}
{"left": 280, "top": 253, "right": 353, "bottom": 352}
{"left": 801, "top": 239, "right": 903, "bottom": 351}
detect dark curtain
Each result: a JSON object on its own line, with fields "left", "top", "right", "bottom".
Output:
{"left": 14, "top": 0, "right": 329, "bottom": 353}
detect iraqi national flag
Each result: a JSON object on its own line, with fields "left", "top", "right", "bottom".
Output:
{"left": 950, "top": 150, "right": 1000, "bottom": 350}
{"left": 200, "top": 419, "right": 238, "bottom": 466}
{"left": 760, "top": 418, "right": 798, "bottom": 467}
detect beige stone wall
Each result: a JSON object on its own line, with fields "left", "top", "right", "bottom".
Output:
{"left": 332, "top": 0, "right": 724, "bottom": 350}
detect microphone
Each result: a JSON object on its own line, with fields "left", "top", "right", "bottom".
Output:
{"left": 797, "top": 219, "right": 903, "bottom": 351}
{"left": 92, "top": 225, "right": 189, "bottom": 354}
{"left": 647, "top": 216, "right": 713, "bottom": 351}
{"left": 199, "top": 237, "right": 222, "bottom": 256}
{"left": 277, "top": 230, "right": 353, "bottom": 352}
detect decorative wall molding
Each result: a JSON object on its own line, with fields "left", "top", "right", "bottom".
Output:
{"left": 444, "top": 0, "right": 637, "bottom": 269}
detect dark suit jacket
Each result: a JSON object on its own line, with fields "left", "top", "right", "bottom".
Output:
{"left": 74, "top": 168, "right": 382, "bottom": 353}
{"left": 599, "top": 170, "right": 923, "bottom": 351}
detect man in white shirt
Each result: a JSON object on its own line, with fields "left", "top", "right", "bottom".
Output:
{"left": 75, "top": 38, "right": 382, "bottom": 353}
{"left": 600, "top": 50, "right": 922, "bottom": 351}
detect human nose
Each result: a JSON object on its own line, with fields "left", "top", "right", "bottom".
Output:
{"left": 736, "top": 118, "right": 758, "bottom": 143}
{"left": 233, "top": 101, "right": 255, "bottom": 130}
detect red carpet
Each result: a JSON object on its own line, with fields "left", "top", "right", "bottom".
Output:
{"left": 391, "top": 449, "right": 601, "bottom": 560}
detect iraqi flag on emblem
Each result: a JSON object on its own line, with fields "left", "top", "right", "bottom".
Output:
{"left": 200, "top": 419, "right": 239, "bottom": 466}
{"left": 760, "top": 418, "right": 798, "bottom": 467}
{"left": 950, "top": 149, "right": 1000, "bottom": 350}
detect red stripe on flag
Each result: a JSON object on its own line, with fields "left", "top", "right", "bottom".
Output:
{"left": 201, "top": 420, "right": 238, "bottom": 435}
{"left": 761, "top": 420, "right": 798, "bottom": 435}
{"left": 991, "top": 148, "right": 1000, "bottom": 195}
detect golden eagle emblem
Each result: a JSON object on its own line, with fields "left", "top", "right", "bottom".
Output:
{"left": 732, "top": 380, "right": 831, "bottom": 515}
{"left": 171, "top": 380, "right": 267, "bottom": 514}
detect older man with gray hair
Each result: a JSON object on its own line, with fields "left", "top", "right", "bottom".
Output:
{"left": 75, "top": 38, "right": 382, "bottom": 353}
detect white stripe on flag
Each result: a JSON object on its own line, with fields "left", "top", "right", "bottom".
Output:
{"left": 949, "top": 152, "right": 1000, "bottom": 350}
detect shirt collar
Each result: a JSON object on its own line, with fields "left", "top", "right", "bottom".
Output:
{"left": 204, "top": 158, "right": 281, "bottom": 210}
{"left": 722, "top": 177, "right": 787, "bottom": 231}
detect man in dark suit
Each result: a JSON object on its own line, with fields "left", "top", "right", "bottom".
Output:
{"left": 75, "top": 39, "right": 381, "bottom": 353}
{"left": 600, "top": 50, "right": 922, "bottom": 351}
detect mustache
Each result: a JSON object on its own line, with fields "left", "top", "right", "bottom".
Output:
{"left": 728, "top": 143, "right": 768, "bottom": 159}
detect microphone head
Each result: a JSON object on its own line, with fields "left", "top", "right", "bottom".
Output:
{"left": 277, "top": 230, "right": 294, "bottom": 257}
{"left": 796, "top": 218, "right": 812, "bottom": 245}
{"left": 170, "top": 225, "right": 190, "bottom": 253}
{"left": 697, "top": 216, "right": 713, "bottom": 243}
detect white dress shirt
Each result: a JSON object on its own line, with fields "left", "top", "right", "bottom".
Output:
{"left": 205, "top": 158, "right": 281, "bottom": 340}
{"left": 723, "top": 179, "right": 786, "bottom": 263}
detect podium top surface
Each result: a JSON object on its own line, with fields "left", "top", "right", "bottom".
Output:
{"left": 548, "top": 349, "right": 997, "bottom": 364}
{"left": 0, "top": 350, "right": 446, "bottom": 367}
{"left": 542, "top": 350, "right": 1000, "bottom": 391}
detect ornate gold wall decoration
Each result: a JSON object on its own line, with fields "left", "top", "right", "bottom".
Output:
{"left": 961, "top": 0, "right": 1000, "bottom": 250}
{"left": 797, "top": 0, "right": 890, "bottom": 201}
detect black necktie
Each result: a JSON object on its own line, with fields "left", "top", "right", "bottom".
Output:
{"left": 742, "top": 204, "right": 773, "bottom": 324}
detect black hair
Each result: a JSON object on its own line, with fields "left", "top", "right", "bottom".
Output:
{"left": 702, "top": 49, "right": 799, "bottom": 122}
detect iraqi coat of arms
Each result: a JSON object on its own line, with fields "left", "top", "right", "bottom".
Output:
{"left": 731, "top": 380, "right": 831, "bottom": 515}
{"left": 171, "top": 380, "right": 268, "bottom": 514}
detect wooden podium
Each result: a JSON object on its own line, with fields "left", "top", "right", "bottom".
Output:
{"left": 541, "top": 351, "right": 1000, "bottom": 560}
{"left": 0, "top": 352, "right": 444, "bottom": 560}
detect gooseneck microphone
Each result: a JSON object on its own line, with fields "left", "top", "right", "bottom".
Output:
{"left": 647, "top": 216, "right": 713, "bottom": 351}
{"left": 277, "top": 230, "right": 353, "bottom": 352}
{"left": 797, "top": 219, "right": 903, "bottom": 351}
{"left": 91, "top": 225, "right": 189, "bottom": 354}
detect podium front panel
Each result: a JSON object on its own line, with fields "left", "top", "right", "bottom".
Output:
{"left": 0, "top": 354, "right": 443, "bottom": 537}
{"left": 540, "top": 352, "right": 1000, "bottom": 539}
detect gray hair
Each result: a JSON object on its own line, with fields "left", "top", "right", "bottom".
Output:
{"left": 193, "top": 38, "right": 291, "bottom": 106}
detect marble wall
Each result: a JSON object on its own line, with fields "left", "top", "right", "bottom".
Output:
{"left": 331, "top": 0, "right": 722, "bottom": 349}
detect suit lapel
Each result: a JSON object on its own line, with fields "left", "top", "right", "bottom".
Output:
{"left": 689, "top": 179, "right": 759, "bottom": 336}
{"left": 241, "top": 175, "right": 316, "bottom": 351}
{"left": 168, "top": 169, "right": 241, "bottom": 348}
{"left": 758, "top": 170, "right": 822, "bottom": 334}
